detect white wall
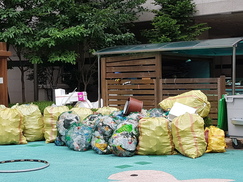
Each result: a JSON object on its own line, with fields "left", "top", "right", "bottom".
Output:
{"left": 8, "top": 67, "right": 34, "bottom": 103}
{"left": 194, "top": 0, "right": 243, "bottom": 16}
{"left": 137, "top": 0, "right": 160, "bottom": 22}
{"left": 139, "top": 0, "right": 243, "bottom": 22}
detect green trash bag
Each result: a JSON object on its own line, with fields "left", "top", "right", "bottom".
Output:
{"left": 217, "top": 95, "right": 228, "bottom": 131}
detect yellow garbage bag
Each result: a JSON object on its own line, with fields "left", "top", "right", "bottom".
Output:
{"left": 43, "top": 105, "right": 69, "bottom": 143}
{"left": 137, "top": 117, "right": 175, "bottom": 155}
{"left": 171, "top": 112, "right": 207, "bottom": 158}
{"left": 13, "top": 104, "right": 44, "bottom": 142}
{"left": 0, "top": 105, "right": 6, "bottom": 110}
{"left": 71, "top": 107, "right": 93, "bottom": 122}
{"left": 0, "top": 108, "right": 27, "bottom": 144}
{"left": 159, "top": 90, "right": 211, "bottom": 118}
{"left": 205, "top": 125, "right": 226, "bottom": 153}
{"left": 96, "top": 106, "right": 119, "bottom": 115}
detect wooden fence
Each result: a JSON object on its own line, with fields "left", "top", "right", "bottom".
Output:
{"left": 0, "top": 42, "right": 11, "bottom": 106}
{"left": 102, "top": 76, "right": 226, "bottom": 125}
{"left": 101, "top": 53, "right": 162, "bottom": 109}
{"left": 160, "top": 76, "right": 226, "bottom": 124}
{"left": 101, "top": 53, "right": 226, "bottom": 125}
{"left": 103, "top": 78, "right": 160, "bottom": 109}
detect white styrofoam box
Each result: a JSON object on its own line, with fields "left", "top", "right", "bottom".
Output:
{"left": 91, "top": 99, "right": 103, "bottom": 108}
{"left": 75, "top": 100, "right": 93, "bottom": 108}
{"left": 54, "top": 88, "right": 102, "bottom": 108}
{"left": 168, "top": 102, "right": 197, "bottom": 121}
{"left": 225, "top": 95, "right": 243, "bottom": 138}
{"left": 54, "top": 89, "right": 88, "bottom": 106}
{"left": 55, "top": 89, "right": 67, "bottom": 106}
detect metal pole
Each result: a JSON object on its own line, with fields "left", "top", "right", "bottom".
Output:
{"left": 34, "top": 63, "right": 38, "bottom": 101}
{"left": 97, "top": 55, "right": 101, "bottom": 107}
{"left": 232, "top": 45, "right": 236, "bottom": 95}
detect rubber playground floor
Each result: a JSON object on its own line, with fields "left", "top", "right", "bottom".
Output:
{"left": 0, "top": 139, "right": 242, "bottom": 182}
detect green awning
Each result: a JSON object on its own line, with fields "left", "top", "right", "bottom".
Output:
{"left": 94, "top": 37, "right": 243, "bottom": 56}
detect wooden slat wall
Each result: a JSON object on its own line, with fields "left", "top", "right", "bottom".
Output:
{"left": 105, "top": 79, "right": 159, "bottom": 109}
{"left": 101, "top": 53, "right": 162, "bottom": 110}
{"left": 161, "top": 75, "right": 226, "bottom": 124}
{"left": 101, "top": 52, "right": 226, "bottom": 125}
{"left": 0, "top": 42, "right": 11, "bottom": 107}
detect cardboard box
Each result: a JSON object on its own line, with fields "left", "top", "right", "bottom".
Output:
{"left": 168, "top": 102, "right": 196, "bottom": 121}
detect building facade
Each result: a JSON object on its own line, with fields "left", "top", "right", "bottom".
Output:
{"left": 138, "top": 0, "right": 243, "bottom": 39}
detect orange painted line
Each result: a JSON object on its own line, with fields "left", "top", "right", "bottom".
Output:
{"left": 175, "top": 117, "right": 185, "bottom": 155}
{"left": 189, "top": 114, "right": 200, "bottom": 157}
{"left": 18, "top": 111, "right": 25, "bottom": 144}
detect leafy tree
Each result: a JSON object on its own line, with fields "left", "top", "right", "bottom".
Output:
{"left": 0, "top": 0, "right": 146, "bottom": 102}
{"left": 27, "top": 62, "right": 65, "bottom": 101}
{"left": 143, "top": 0, "right": 210, "bottom": 43}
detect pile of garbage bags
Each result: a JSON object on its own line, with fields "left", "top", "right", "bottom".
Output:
{"left": 0, "top": 103, "right": 44, "bottom": 145}
{"left": 53, "top": 90, "right": 226, "bottom": 158}
{"left": 0, "top": 90, "right": 227, "bottom": 159}
{"left": 54, "top": 109, "right": 145, "bottom": 157}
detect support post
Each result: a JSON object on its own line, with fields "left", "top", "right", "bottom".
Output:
{"left": 0, "top": 42, "right": 11, "bottom": 106}
{"left": 232, "top": 45, "right": 236, "bottom": 95}
{"left": 34, "top": 63, "right": 38, "bottom": 101}
{"left": 97, "top": 55, "right": 101, "bottom": 107}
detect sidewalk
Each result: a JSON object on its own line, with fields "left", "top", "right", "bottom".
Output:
{"left": 0, "top": 140, "right": 242, "bottom": 182}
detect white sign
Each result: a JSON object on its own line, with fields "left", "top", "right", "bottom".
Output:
{"left": 0, "top": 77, "right": 3, "bottom": 84}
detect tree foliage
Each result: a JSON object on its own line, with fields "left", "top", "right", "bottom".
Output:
{"left": 144, "top": 0, "right": 210, "bottom": 43}
{"left": 0, "top": 0, "right": 146, "bottom": 101}
{"left": 0, "top": 0, "right": 146, "bottom": 63}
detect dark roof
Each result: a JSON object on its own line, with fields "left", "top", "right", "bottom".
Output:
{"left": 94, "top": 37, "right": 243, "bottom": 56}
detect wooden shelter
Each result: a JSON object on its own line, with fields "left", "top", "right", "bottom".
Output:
{"left": 0, "top": 42, "right": 11, "bottom": 106}
{"left": 94, "top": 37, "right": 243, "bottom": 125}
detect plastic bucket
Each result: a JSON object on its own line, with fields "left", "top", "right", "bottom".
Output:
{"left": 123, "top": 97, "right": 143, "bottom": 115}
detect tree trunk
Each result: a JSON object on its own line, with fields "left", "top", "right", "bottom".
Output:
{"left": 77, "top": 42, "right": 86, "bottom": 91}
{"left": 16, "top": 48, "right": 26, "bottom": 103}
{"left": 20, "top": 67, "right": 26, "bottom": 103}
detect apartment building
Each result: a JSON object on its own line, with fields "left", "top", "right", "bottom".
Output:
{"left": 137, "top": 0, "right": 243, "bottom": 39}
{"left": 7, "top": 0, "right": 243, "bottom": 103}
{"left": 194, "top": 0, "right": 243, "bottom": 38}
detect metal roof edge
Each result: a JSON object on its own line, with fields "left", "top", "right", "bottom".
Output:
{"left": 232, "top": 37, "right": 243, "bottom": 46}
{"left": 93, "top": 37, "right": 243, "bottom": 56}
